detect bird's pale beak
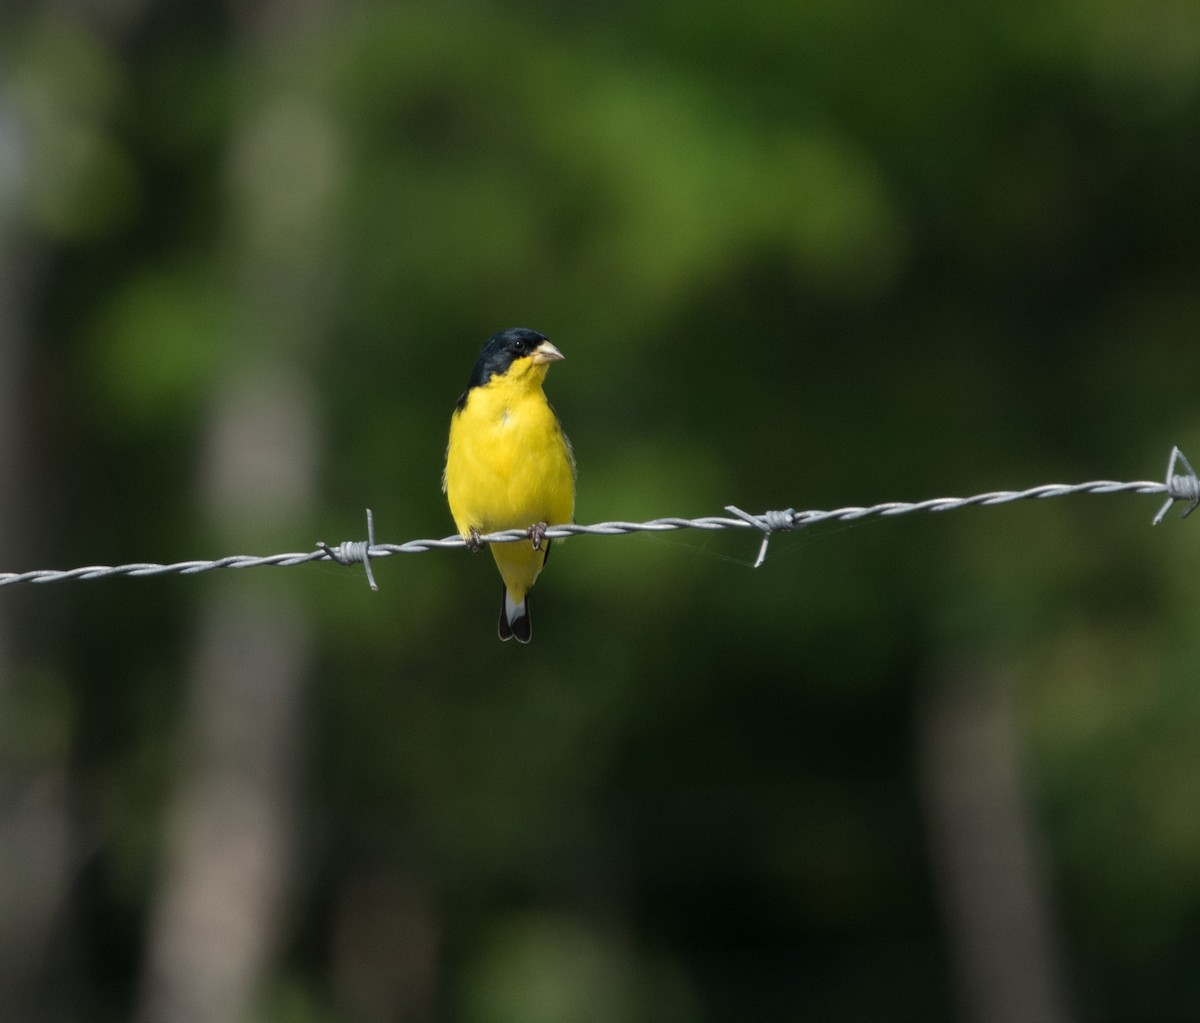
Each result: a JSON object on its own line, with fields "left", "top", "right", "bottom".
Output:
{"left": 531, "top": 341, "right": 565, "bottom": 365}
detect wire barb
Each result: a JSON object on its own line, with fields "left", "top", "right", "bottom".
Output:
{"left": 317, "top": 508, "right": 379, "bottom": 591}
{"left": 1153, "top": 447, "right": 1200, "bottom": 525}
{"left": 725, "top": 506, "right": 798, "bottom": 567}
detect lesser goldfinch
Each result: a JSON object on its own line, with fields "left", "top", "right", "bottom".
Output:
{"left": 443, "top": 328, "right": 576, "bottom": 643}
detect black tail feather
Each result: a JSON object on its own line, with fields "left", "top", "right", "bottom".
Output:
{"left": 497, "top": 587, "right": 532, "bottom": 643}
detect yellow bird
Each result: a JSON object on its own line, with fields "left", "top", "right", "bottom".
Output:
{"left": 443, "top": 328, "right": 576, "bottom": 642}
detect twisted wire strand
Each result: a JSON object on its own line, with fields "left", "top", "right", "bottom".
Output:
{"left": 0, "top": 473, "right": 1182, "bottom": 588}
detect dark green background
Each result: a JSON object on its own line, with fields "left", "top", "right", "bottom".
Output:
{"left": 1, "top": 1, "right": 1198, "bottom": 1020}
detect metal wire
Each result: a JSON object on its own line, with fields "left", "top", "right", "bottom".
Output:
{"left": 0, "top": 447, "right": 1193, "bottom": 588}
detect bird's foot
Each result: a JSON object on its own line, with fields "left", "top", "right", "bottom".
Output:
{"left": 528, "top": 521, "right": 549, "bottom": 551}
{"left": 466, "top": 527, "right": 483, "bottom": 553}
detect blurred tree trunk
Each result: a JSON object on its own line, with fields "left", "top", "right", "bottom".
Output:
{"left": 918, "top": 659, "right": 1076, "bottom": 1023}
{"left": 136, "top": 573, "right": 311, "bottom": 1018}
{"left": 1, "top": 2, "right": 158, "bottom": 1016}
{"left": 134, "top": 374, "right": 318, "bottom": 1023}
{"left": 135, "top": 1, "right": 338, "bottom": 1019}
{"left": 0, "top": 230, "right": 77, "bottom": 1023}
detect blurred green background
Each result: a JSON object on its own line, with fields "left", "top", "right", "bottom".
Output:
{"left": 1, "top": 1, "right": 1199, "bottom": 1021}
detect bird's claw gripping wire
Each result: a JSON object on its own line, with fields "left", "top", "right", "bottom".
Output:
{"left": 465, "top": 528, "right": 483, "bottom": 553}
{"left": 725, "top": 506, "right": 798, "bottom": 568}
{"left": 528, "top": 522, "right": 549, "bottom": 551}
{"left": 1153, "top": 447, "right": 1199, "bottom": 525}
{"left": 318, "top": 508, "right": 379, "bottom": 591}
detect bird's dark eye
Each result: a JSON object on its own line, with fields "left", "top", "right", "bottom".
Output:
{"left": 512, "top": 339, "right": 527, "bottom": 353}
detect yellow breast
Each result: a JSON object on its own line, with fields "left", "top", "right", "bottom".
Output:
{"left": 444, "top": 370, "right": 575, "bottom": 538}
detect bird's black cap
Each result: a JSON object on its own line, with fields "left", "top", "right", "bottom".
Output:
{"left": 467, "top": 328, "right": 550, "bottom": 390}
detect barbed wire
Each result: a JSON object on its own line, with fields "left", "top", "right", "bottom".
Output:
{"left": 1, "top": 447, "right": 1196, "bottom": 590}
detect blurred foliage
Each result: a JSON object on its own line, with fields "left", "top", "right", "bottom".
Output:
{"left": 2, "top": 0, "right": 1200, "bottom": 1019}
